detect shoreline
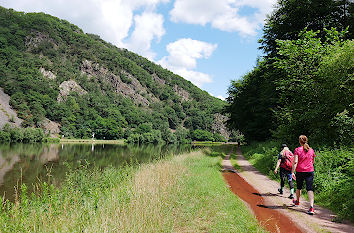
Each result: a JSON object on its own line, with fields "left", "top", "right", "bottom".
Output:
{"left": 59, "top": 139, "right": 125, "bottom": 144}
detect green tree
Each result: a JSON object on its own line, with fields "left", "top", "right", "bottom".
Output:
{"left": 225, "top": 60, "right": 278, "bottom": 141}
{"left": 260, "top": 0, "right": 354, "bottom": 55}
{"left": 273, "top": 29, "right": 353, "bottom": 143}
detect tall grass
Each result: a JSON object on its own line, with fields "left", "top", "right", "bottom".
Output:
{"left": 0, "top": 149, "right": 265, "bottom": 232}
{"left": 242, "top": 141, "right": 354, "bottom": 222}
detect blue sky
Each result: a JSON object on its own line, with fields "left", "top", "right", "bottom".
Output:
{"left": 0, "top": 0, "right": 277, "bottom": 100}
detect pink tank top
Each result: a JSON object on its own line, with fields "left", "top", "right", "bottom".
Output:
{"left": 294, "top": 146, "right": 315, "bottom": 172}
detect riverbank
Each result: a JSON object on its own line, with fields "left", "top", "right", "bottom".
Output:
{"left": 59, "top": 139, "right": 224, "bottom": 145}
{"left": 0, "top": 147, "right": 265, "bottom": 232}
{"left": 191, "top": 141, "right": 226, "bottom": 146}
{"left": 59, "top": 139, "right": 125, "bottom": 144}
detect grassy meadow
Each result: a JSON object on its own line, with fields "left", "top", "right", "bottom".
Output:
{"left": 241, "top": 142, "right": 354, "bottom": 222}
{"left": 0, "top": 147, "right": 265, "bottom": 232}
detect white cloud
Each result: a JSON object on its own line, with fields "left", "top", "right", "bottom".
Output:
{"left": 158, "top": 38, "right": 217, "bottom": 87}
{"left": 217, "top": 95, "right": 225, "bottom": 100}
{"left": 124, "top": 12, "right": 165, "bottom": 59}
{"left": 0, "top": 0, "right": 170, "bottom": 57}
{"left": 170, "top": 0, "right": 276, "bottom": 36}
{"left": 210, "top": 93, "right": 225, "bottom": 101}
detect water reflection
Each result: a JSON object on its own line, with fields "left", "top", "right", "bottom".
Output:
{"left": 0, "top": 143, "right": 195, "bottom": 201}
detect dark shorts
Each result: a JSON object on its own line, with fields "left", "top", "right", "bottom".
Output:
{"left": 296, "top": 172, "right": 314, "bottom": 191}
{"left": 280, "top": 167, "right": 292, "bottom": 181}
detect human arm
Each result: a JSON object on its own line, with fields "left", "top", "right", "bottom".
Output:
{"left": 291, "top": 154, "right": 298, "bottom": 174}
{"left": 274, "top": 159, "right": 281, "bottom": 174}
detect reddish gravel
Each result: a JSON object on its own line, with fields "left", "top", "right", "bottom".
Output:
{"left": 223, "top": 172, "right": 304, "bottom": 233}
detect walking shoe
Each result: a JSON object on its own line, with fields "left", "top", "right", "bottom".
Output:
{"left": 307, "top": 207, "right": 315, "bottom": 215}
{"left": 292, "top": 199, "right": 299, "bottom": 206}
{"left": 288, "top": 194, "right": 294, "bottom": 199}
{"left": 278, "top": 188, "right": 283, "bottom": 194}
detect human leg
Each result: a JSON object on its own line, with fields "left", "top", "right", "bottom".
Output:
{"left": 305, "top": 172, "right": 315, "bottom": 214}
{"left": 308, "top": 191, "right": 314, "bottom": 207}
{"left": 296, "top": 189, "right": 301, "bottom": 201}
{"left": 294, "top": 172, "right": 305, "bottom": 205}
{"left": 279, "top": 168, "right": 286, "bottom": 194}
{"left": 288, "top": 174, "right": 294, "bottom": 198}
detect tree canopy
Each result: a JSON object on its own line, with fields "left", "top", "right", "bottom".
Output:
{"left": 226, "top": 0, "right": 353, "bottom": 146}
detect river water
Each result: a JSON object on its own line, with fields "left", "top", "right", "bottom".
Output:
{"left": 0, "top": 143, "right": 196, "bottom": 201}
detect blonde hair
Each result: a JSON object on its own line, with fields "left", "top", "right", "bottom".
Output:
{"left": 280, "top": 146, "right": 290, "bottom": 158}
{"left": 299, "top": 135, "right": 310, "bottom": 152}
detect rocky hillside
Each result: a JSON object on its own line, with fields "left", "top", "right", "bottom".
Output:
{"left": 0, "top": 6, "right": 229, "bottom": 142}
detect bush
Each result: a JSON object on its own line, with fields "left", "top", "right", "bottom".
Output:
{"left": 191, "top": 129, "right": 214, "bottom": 142}
{"left": 0, "top": 131, "right": 11, "bottom": 142}
{"left": 213, "top": 133, "right": 226, "bottom": 142}
{"left": 23, "top": 128, "right": 44, "bottom": 142}
{"left": 43, "top": 137, "right": 60, "bottom": 143}
{"left": 127, "top": 133, "right": 140, "bottom": 144}
{"left": 314, "top": 148, "right": 354, "bottom": 221}
{"left": 331, "top": 110, "right": 354, "bottom": 146}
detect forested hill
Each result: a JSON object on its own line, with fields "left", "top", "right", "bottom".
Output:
{"left": 0, "top": 6, "right": 228, "bottom": 143}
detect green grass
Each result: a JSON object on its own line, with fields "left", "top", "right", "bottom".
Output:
{"left": 43, "top": 137, "right": 60, "bottom": 143}
{"left": 59, "top": 139, "right": 125, "bottom": 144}
{"left": 242, "top": 141, "right": 354, "bottom": 222}
{"left": 0, "top": 148, "right": 265, "bottom": 232}
{"left": 191, "top": 141, "right": 226, "bottom": 145}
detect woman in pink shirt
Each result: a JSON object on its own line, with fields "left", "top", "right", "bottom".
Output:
{"left": 291, "top": 135, "right": 316, "bottom": 215}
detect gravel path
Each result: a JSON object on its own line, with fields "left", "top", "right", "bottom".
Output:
{"left": 222, "top": 146, "right": 354, "bottom": 233}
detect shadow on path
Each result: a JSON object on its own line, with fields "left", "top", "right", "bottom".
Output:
{"left": 222, "top": 146, "right": 304, "bottom": 233}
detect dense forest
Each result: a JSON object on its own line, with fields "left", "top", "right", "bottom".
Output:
{"left": 0, "top": 6, "right": 228, "bottom": 143}
{"left": 226, "top": 0, "right": 354, "bottom": 146}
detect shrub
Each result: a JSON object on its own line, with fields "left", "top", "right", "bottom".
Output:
{"left": 191, "top": 129, "right": 214, "bottom": 142}
{"left": 23, "top": 128, "right": 44, "bottom": 142}
{"left": 213, "top": 133, "right": 226, "bottom": 142}
{"left": 43, "top": 137, "right": 60, "bottom": 143}
{"left": 0, "top": 131, "right": 11, "bottom": 142}
{"left": 331, "top": 110, "right": 354, "bottom": 146}
{"left": 127, "top": 133, "right": 140, "bottom": 143}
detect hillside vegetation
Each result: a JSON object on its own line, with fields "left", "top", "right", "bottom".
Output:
{"left": 0, "top": 6, "right": 227, "bottom": 143}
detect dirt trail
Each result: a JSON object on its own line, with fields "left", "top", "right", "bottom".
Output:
{"left": 222, "top": 146, "right": 354, "bottom": 233}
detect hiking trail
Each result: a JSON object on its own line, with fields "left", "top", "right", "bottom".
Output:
{"left": 222, "top": 146, "right": 354, "bottom": 233}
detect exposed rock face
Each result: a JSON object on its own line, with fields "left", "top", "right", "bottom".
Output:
{"left": 80, "top": 60, "right": 157, "bottom": 106}
{"left": 25, "top": 31, "right": 57, "bottom": 49}
{"left": 39, "top": 118, "right": 61, "bottom": 137}
{"left": 57, "top": 80, "right": 87, "bottom": 102}
{"left": 0, "top": 88, "right": 22, "bottom": 128}
{"left": 173, "top": 85, "right": 190, "bottom": 101}
{"left": 40, "top": 67, "right": 56, "bottom": 80}
{"left": 152, "top": 73, "right": 165, "bottom": 86}
{"left": 212, "top": 113, "right": 230, "bottom": 140}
